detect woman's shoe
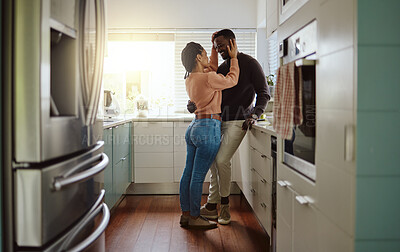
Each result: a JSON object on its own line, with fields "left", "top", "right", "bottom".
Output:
{"left": 180, "top": 215, "right": 190, "bottom": 227}
{"left": 188, "top": 216, "right": 218, "bottom": 229}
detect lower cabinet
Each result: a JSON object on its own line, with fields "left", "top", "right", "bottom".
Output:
{"left": 103, "top": 122, "right": 131, "bottom": 208}
{"left": 234, "top": 127, "right": 274, "bottom": 235}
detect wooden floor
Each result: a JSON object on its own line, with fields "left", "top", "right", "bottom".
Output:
{"left": 105, "top": 194, "right": 270, "bottom": 252}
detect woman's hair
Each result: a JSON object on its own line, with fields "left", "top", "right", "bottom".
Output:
{"left": 181, "top": 42, "right": 204, "bottom": 79}
{"left": 214, "top": 29, "right": 236, "bottom": 41}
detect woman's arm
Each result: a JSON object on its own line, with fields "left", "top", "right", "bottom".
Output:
{"left": 207, "top": 58, "right": 239, "bottom": 90}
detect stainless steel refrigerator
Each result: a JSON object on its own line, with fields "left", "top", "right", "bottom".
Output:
{"left": 3, "top": 0, "right": 109, "bottom": 251}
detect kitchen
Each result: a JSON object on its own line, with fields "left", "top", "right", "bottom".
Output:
{"left": 1, "top": 0, "right": 400, "bottom": 251}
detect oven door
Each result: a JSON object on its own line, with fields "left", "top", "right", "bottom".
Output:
{"left": 283, "top": 64, "right": 316, "bottom": 181}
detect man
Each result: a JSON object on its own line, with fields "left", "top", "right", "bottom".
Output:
{"left": 192, "top": 29, "right": 270, "bottom": 224}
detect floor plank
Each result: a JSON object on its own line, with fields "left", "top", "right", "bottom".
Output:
{"left": 105, "top": 194, "right": 270, "bottom": 252}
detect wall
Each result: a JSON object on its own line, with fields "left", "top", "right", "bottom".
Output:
{"left": 355, "top": 1, "right": 400, "bottom": 251}
{"left": 107, "top": 0, "right": 258, "bottom": 29}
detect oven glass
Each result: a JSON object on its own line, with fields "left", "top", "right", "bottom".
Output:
{"left": 284, "top": 65, "right": 316, "bottom": 177}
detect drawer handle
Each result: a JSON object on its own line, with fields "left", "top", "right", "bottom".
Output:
{"left": 261, "top": 154, "right": 267, "bottom": 158}
{"left": 295, "top": 196, "right": 311, "bottom": 205}
{"left": 260, "top": 202, "right": 267, "bottom": 208}
{"left": 277, "top": 180, "right": 288, "bottom": 187}
{"left": 260, "top": 179, "right": 267, "bottom": 184}
{"left": 250, "top": 189, "right": 256, "bottom": 193}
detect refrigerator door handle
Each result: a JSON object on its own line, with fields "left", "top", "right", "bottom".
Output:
{"left": 53, "top": 153, "right": 109, "bottom": 191}
{"left": 61, "top": 203, "right": 110, "bottom": 252}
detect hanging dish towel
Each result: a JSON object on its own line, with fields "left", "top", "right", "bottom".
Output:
{"left": 273, "top": 62, "right": 303, "bottom": 139}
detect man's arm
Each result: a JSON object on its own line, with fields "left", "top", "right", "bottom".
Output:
{"left": 251, "top": 59, "right": 270, "bottom": 117}
{"left": 242, "top": 59, "right": 270, "bottom": 130}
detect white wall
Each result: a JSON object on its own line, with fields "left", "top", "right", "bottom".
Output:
{"left": 107, "top": 0, "right": 258, "bottom": 29}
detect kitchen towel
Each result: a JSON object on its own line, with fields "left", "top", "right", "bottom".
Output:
{"left": 273, "top": 62, "right": 303, "bottom": 139}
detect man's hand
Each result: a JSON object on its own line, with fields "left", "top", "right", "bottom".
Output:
{"left": 187, "top": 100, "right": 197, "bottom": 113}
{"left": 242, "top": 117, "right": 256, "bottom": 130}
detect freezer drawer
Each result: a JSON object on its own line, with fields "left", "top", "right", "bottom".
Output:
{"left": 14, "top": 142, "right": 109, "bottom": 247}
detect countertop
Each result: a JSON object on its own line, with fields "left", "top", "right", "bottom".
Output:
{"left": 253, "top": 120, "right": 276, "bottom": 136}
{"left": 103, "top": 114, "right": 276, "bottom": 136}
{"left": 102, "top": 114, "right": 195, "bottom": 128}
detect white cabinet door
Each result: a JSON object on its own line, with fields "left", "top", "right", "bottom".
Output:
{"left": 293, "top": 191, "right": 318, "bottom": 252}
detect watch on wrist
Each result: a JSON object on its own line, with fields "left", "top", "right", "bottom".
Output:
{"left": 251, "top": 114, "right": 258, "bottom": 120}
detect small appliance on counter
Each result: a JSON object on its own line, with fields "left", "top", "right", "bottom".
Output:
{"left": 104, "top": 90, "right": 120, "bottom": 119}
{"left": 136, "top": 94, "right": 149, "bottom": 117}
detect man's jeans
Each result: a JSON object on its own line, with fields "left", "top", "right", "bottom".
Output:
{"left": 180, "top": 118, "right": 221, "bottom": 217}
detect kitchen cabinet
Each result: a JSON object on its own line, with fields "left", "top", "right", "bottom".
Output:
{"left": 266, "top": 0, "right": 278, "bottom": 38}
{"left": 234, "top": 126, "right": 274, "bottom": 235}
{"left": 133, "top": 122, "right": 174, "bottom": 183}
{"left": 249, "top": 127, "right": 273, "bottom": 235}
{"left": 103, "top": 122, "right": 131, "bottom": 208}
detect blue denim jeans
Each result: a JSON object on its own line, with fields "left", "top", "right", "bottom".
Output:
{"left": 179, "top": 118, "right": 221, "bottom": 217}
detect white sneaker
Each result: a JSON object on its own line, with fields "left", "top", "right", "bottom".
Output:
{"left": 218, "top": 204, "right": 231, "bottom": 225}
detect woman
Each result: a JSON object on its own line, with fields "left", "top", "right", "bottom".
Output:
{"left": 179, "top": 37, "right": 239, "bottom": 229}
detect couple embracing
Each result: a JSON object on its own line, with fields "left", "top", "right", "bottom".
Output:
{"left": 179, "top": 29, "right": 270, "bottom": 229}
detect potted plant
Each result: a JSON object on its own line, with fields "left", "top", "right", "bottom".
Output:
{"left": 266, "top": 74, "right": 275, "bottom": 98}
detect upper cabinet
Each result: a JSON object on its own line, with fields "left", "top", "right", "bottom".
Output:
{"left": 266, "top": 0, "right": 278, "bottom": 38}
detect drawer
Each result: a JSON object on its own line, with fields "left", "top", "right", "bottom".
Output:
{"left": 254, "top": 201, "right": 272, "bottom": 236}
{"left": 113, "top": 124, "right": 130, "bottom": 165}
{"left": 258, "top": 176, "right": 272, "bottom": 207}
{"left": 134, "top": 152, "right": 173, "bottom": 168}
{"left": 249, "top": 128, "right": 271, "bottom": 156}
{"left": 250, "top": 148, "right": 272, "bottom": 183}
{"left": 135, "top": 167, "right": 174, "bottom": 183}
{"left": 133, "top": 122, "right": 173, "bottom": 136}
{"left": 113, "top": 156, "right": 130, "bottom": 196}
{"left": 134, "top": 136, "right": 174, "bottom": 153}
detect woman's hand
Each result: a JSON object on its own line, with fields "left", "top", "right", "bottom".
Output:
{"left": 227, "top": 39, "right": 238, "bottom": 59}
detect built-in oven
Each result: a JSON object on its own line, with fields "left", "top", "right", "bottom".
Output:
{"left": 279, "top": 20, "right": 317, "bottom": 181}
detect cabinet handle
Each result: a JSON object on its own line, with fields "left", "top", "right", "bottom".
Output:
{"left": 251, "top": 168, "right": 256, "bottom": 172}
{"left": 260, "top": 202, "right": 267, "bottom": 208}
{"left": 250, "top": 189, "right": 256, "bottom": 193}
{"left": 345, "top": 124, "right": 355, "bottom": 162}
{"left": 261, "top": 179, "right": 267, "bottom": 184}
{"left": 277, "top": 180, "right": 288, "bottom": 187}
{"left": 261, "top": 154, "right": 267, "bottom": 158}
{"left": 295, "top": 196, "right": 311, "bottom": 205}
{"left": 121, "top": 157, "right": 126, "bottom": 161}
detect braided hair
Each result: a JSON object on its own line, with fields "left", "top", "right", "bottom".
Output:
{"left": 181, "top": 42, "right": 204, "bottom": 79}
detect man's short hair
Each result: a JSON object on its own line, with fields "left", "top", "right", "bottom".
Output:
{"left": 215, "top": 29, "right": 236, "bottom": 41}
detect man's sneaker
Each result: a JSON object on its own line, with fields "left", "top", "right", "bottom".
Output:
{"left": 218, "top": 204, "right": 231, "bottom": 225}
{"left": 200, "top": 204, "right": 218, "bottom": 219}
{"left": 180, "top": 215, "right": 189, "bottom": 227}
{"left": 188, "top": 216, "right": 218, "bottom": 229}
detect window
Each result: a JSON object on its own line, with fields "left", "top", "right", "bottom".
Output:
{"left": 103, "top": 30, "right": 256, "bottom": 116}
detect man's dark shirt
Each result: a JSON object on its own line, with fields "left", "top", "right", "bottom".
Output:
{"left": 218, "top": 52, "right": 270, "bottom": 121}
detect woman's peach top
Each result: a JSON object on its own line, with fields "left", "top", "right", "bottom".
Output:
{"left": 185, "top": 47, "right": 239, "bottom": 115}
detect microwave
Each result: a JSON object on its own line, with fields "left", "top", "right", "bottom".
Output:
{"left": 279, "top": 0, "right": 310, "bottom": 24}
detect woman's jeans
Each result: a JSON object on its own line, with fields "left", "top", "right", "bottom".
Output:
{"left": 179, "top": 118, "right": 221, "bottom": 217}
